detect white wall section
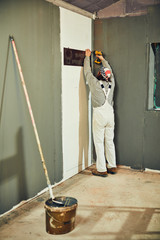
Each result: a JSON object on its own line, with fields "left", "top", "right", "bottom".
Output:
{"left": 60, "top": 8, "right": 92, "bottom": 180}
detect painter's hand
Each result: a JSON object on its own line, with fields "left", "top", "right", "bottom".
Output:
{"left": 85, "top": 49, "right": 91, "bottom": 57}
{"left": 96, "top": 55, "right": 104, "bottom": 61}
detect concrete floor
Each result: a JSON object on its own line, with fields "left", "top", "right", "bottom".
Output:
{"left": 0, "top": 165, "right": 160, "bottom": 240}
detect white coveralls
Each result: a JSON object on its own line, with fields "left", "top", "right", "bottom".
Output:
{"left": 93, "top": 82, "right": 116, "bottom": 172}
{"left": 84, "top": 56, "right": 116, "bottom": 172}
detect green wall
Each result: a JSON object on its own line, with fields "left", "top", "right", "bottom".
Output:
{"left": 0, "top": 0, "right": 62, "bottom": 214}
{"left": 94, "top": 6, "right": 160, "bottom": 170}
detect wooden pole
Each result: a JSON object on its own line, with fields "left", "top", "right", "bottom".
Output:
{"left": 10, "top": 36, "right": 56, "bottom": 200}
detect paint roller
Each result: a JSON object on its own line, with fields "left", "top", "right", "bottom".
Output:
{"left": 9, "top": 35, "right": 63, "bottom": 206}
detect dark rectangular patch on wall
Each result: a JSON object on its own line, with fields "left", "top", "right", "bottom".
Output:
{"left": 152, "top": 43, "right": 160, "bottom": 108}
{"left": 64, "top": 48, "right": 85, "bottom": 66}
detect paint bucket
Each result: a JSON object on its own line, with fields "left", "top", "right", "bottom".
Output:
{"left": 44, "top": 196, "right": 78, "bottom": 235}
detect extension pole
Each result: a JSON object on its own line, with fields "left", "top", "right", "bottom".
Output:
{"left": 10, "top": 36, "right": 60, "bottom": 204}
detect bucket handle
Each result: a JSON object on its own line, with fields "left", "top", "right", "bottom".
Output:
{"left": 47, "top": 211, "right": 66, "bottom": 224}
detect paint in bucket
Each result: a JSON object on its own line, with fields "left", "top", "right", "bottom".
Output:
{"left": 44, "top": 196, "right": 78, "bottom": 235}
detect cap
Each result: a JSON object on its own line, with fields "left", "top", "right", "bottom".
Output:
{"left": 100, "top": 67, "right": 111, "bottom": 79}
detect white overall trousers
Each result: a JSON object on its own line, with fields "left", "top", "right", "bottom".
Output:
{"left": 93, "top": 81, "right": 116, "bottom": 172}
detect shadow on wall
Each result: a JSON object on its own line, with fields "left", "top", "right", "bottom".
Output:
{"left": 113, "top": 70, "right": 120, "bottom": 166}
{"left": 0, "top": 128, "right": 28, "bottom": 214}
{"left": 78, "top": 68, "right": 90, "bottom": 172}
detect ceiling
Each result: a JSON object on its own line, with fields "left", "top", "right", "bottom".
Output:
{"left": 62, "top": 0, "right": 119, "bottom": 14}
{"left": 62, "top": 0, "right": 160, "bottom": 18}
